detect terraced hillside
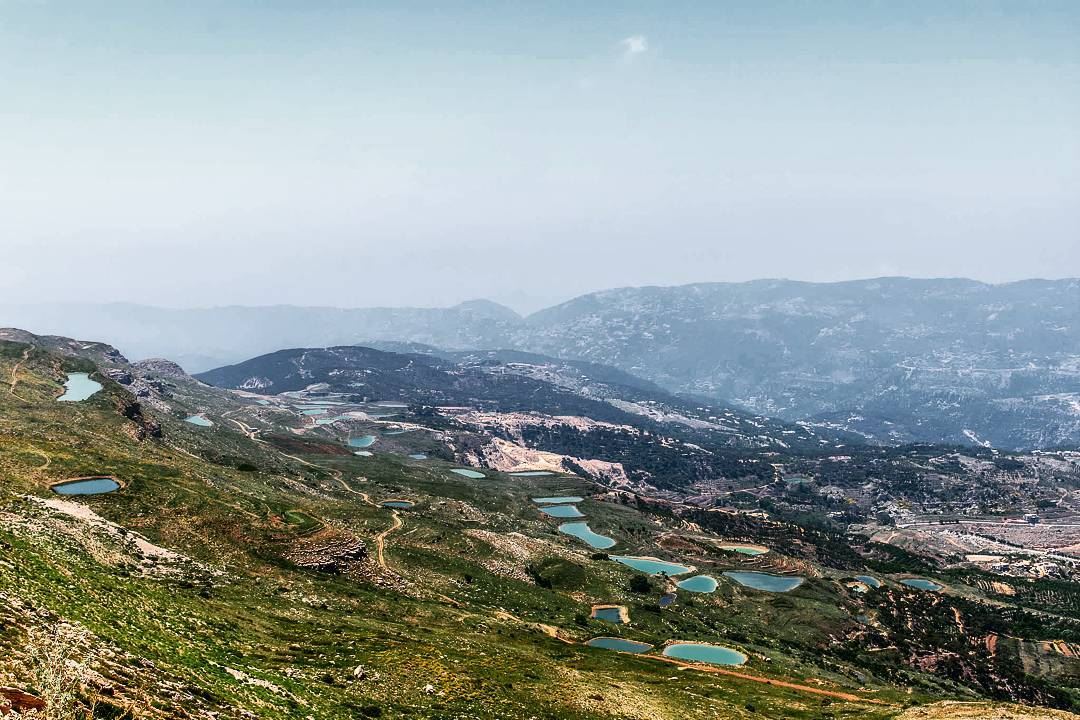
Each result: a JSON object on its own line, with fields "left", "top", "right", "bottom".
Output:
{"left": 1, "top": 330, "right": 1078, "bottom": 719}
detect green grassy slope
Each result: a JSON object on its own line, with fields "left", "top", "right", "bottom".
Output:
{"left": 0, "top": 338, "right": 1075, "bottom": 719}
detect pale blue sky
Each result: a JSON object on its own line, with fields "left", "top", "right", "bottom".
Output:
{"left": 2, "top": 1, "right": 1077, "bottom": 312}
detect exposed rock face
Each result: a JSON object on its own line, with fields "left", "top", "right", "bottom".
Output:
{"left": 240, "top": 376, "right": 273, "bottom": 390}
{"left": 467, "top": 436, "right": 636, "bottom": 491}
{"left": 103, "top": 368, "right": 134, "bottom": 385}
{"left": 0, "top": 686, "right": 46, "bottom": 712}
{"left": 113, "top": 395, "right": 162, "bottom": 440}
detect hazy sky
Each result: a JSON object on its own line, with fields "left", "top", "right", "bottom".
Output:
{"left": 2, "top": 1, "right": 1077, "bottom": 313}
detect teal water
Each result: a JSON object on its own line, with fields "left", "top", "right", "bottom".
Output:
{"left": 856, "top": 575, "right": 882, "bottom": 588}
{"left": 381, "top": 500, "right": 414, "bottom": 509}
{"left": 662, "top": 643, "right": 747, "bottom": 666}
{"left": 558, "top": 522, "right": 615, "bottom": 550}
{"left": 723, "top": 571, "right": 804, "bottom": 592}
{"left": 900, "top": 578, "right": 943, "bottom": 592}
{"left": 717, "top": 544, "right": 769, "bottom": 556}
{"left": 532, "top": 496, "right": 584, "bottom": 504}
{"left": 57, "top": 373, "right": 102, "bottom": 402}
{"left": 52, "top": 477, "right": 119, "bottom": 495}
{"left": 450, "top": 468, "right": 485, "bottom": 479}
{"left": 184, "top": 415, "right": 213, "bottom": 427}
{"left": 586, "top": 637, "right": 652, "bottom": 653}
{"left": 539, "top": 505, "right": 584, "bottom": 518}
{"left": 256, "top": 399, "right": 271, "bottom": 405}
{"left": 511, "top": 471, "right": 555, "bottom": 477}
{"left": 348, "top": 436, "right": 376, "bottom": 448}
{"left": 301, "top": 409, "right": 327, "bottom": 416}
{"left": 408, "top": 453, "right": 428, "bottom": 460}
{"left": 676, "top": 575, "right": 719, "bottom": 593}
{"left": 612, "top": 556, "right": 693, "bottom": 576}
{"left": 591, "top": 607, "right": 625, "bottom": 624}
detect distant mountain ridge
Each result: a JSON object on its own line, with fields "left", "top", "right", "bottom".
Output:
{"left": 4, "top": 277, "right": 1079, "bottom": 449}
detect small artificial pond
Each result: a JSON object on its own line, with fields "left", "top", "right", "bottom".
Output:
{"left": 723, "top": 571, "right": 804, "bottom": 593}
{"left": 51, "top": 477, "right": 120, "bottom": 495}
{"left": 57, "top": 373, "right": 102, "bottom": 402}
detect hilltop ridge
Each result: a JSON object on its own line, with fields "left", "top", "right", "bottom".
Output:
{"left": 2, "top": 277, "right": 1080, "bottom": 449}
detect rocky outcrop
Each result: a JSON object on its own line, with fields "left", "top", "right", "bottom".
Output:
{"left": 285, "top": 529, "right": 367, "bottom": 574}
{"left": 112, "top": 395, "right": 162, "bottom": 440}
{"left": 133, "top": 358, "right": 190, "bottom": 379}
{"left": 0, "top": 686, "right": 46, "bottom": 713}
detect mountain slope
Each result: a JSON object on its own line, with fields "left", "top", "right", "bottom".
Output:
{"left": 516, "top": 278, "right": 1080, "bottom": 449}
{"left": 2, "top": 330, "right": 1080, "bottom": 717}
{"left": 4, "top": 277, "right": 1079, "bottom": 449}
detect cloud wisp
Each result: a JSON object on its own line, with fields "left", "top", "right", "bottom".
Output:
{"left": 619, "top": 34, "right": 648, "bottom": 62}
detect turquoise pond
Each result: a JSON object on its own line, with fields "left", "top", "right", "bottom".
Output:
{"left": 662, "top": 643, "right": 747, "bottom": 666}
{"left": 723, "top": 571, "right": 805, "bottom": 592}
{"left": 901, "top": 578, "right": 944, "bottom": 592}
{"left": 717, "top": 544, "right": 769, "bottom": 556}
{"left": 57, "top": 373, "right": 102, "bottom": 402}
{"left": 450, "top": 468, "right": 485, "bottom": 479}
{"left": 381, "top": 501, "right": 414, "bottom": 509}
{"left": 184, "top": 415, "right": 213, "bottom": 427}
{"left": 315, "top": 415, "right": 351, "bottom": 425}
{"left": 52, "top": 478, "right": 119, "bottom": 495}
{"left": 612, "top": 556, "right": 693, "bottom": 576}
{"left": 348, "top": 436, "right": 377, "bottom": 448}
{"left": 676, "top": 575, "right": 719, "bottom": 593}
{"left": 532, "top": 496, "right": 584, "bottom": 504}
{"left": 510, "top": 471, "right": 555, "bottom": 477}
{"left": 586, "top": 637, "right": 653, "bottom": 653}
{"left": 539, "top": 505, "right": 584, "bottom": 519}
{"left": 591, "top": 607, "right": 625, "bottom": 624}
{"left": 256, "top": 399, "right": 271, "bottom": 405}
{"left": 856, "top": 575, "right": 882, "bottom": 588}
{"left": 408, "top": 454, "right": 428, "bottom": 460}
{"left": 558, "top": 522, "right": 616, "bottom": 550}
{"left": 301, "top": 409, "right": 327, "bottom": 416}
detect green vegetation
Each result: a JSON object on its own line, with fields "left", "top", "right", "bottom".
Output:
{"left": 0, "top": 336, "right": 1077, "bottom": 719}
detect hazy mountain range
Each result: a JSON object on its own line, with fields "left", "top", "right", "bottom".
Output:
{"left": 4, "top": 277, "right": 1079, "bottom": 450}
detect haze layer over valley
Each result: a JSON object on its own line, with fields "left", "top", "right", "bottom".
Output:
{"left": 6, "top": 277, "right": 1078, "bottom": 450}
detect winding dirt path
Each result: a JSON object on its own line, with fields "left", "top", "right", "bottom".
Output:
{"left": 229, "top": 418, "right": 261, "bottom": 440}
{"left": 374, "top": 510, "right": 403, "bottom": 569}
{"left": 8, "top": 346, "right": 31, "bottom": 401}
{"left": 330, "top": 474, "right": 402, "bottom": 571}
{"left": 329, "top": 475, "right": 403, "bottom": 570}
